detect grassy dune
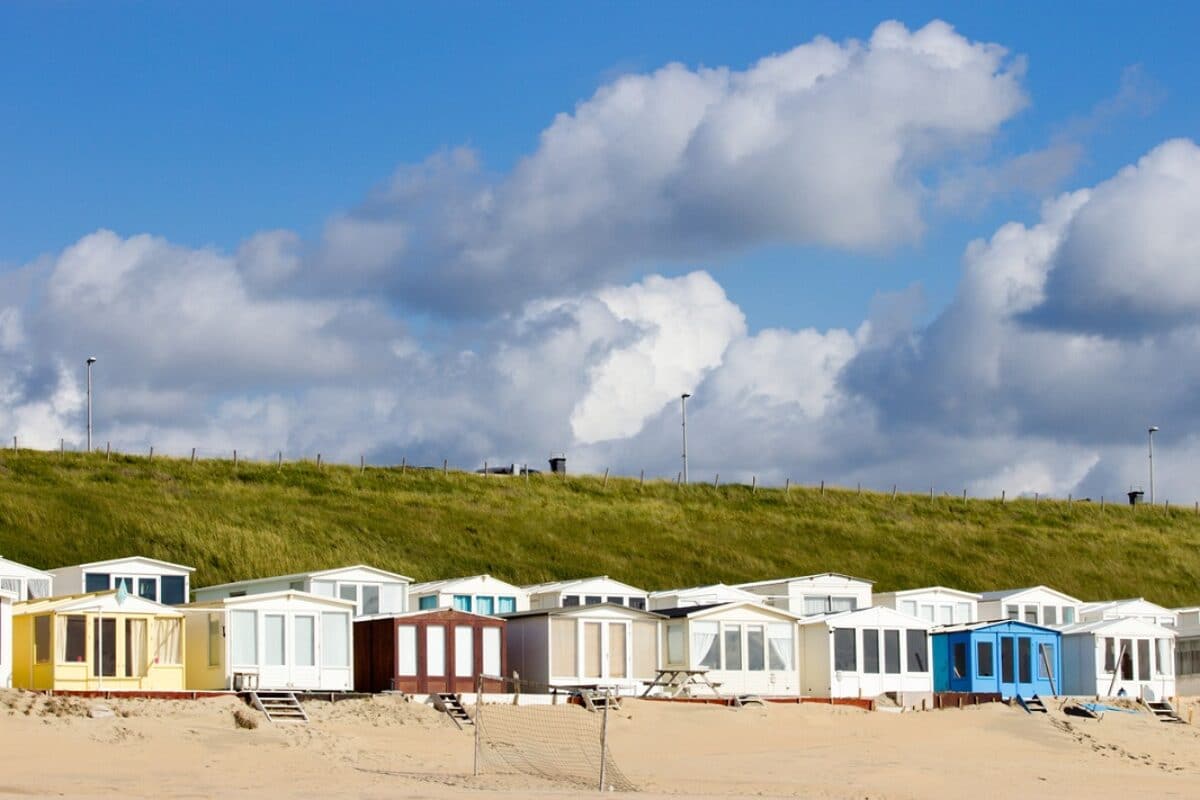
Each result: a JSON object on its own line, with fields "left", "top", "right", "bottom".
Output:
{"left": 0, "top": 449, "right": 1198, "bottom": 605}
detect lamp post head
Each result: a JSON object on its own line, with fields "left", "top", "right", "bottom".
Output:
{"left": 86, "top": 357, "right": 97, "bottom": 365}
{"left": 681, "top": 393, "right": 691, "bottom": 400}
{"left": 1149, "top": 426, "right": 1159, "bottom": 434}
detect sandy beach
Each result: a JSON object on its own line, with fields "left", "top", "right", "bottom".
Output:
{"left": 0, "top": 692, "right": 1197, "bottom": 799}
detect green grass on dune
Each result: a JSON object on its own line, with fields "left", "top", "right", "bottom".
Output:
{"left": 0, "top": 449, "right": 1198, "bottom": 605}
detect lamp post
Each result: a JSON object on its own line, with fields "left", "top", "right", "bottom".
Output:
{"left": 86, "top": 357, "right": 97, "bottom": 453}
{"left": 680, "top": 393, "right": 691, "bottom": 485}
{"left": 1148, "top": 426, "right": 1159, "bottom": 504}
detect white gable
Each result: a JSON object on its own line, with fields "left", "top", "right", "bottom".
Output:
{"left": 65, "top": 556, "right": 195, "bottom": 575}
{"left": 648, "top": 584, "right": 762, "bottom": 610}
{"left": 185, "top": 590, "right": 355, "bottom": 614}
{"left": 1063, "top": 617, "right": 1177, "bottom": 639}
{"left": 1079, "top": 598, "right": 1178, "bottom": 626}
{"left": 309, "top": 565, "right": 412, "bottom": 584}
{"left": 679, "top": 601, "right": 799, "bottom": 624}
{"left": 800, "top": 605, "right": 934, "bottom": 631}
{"left": 980, "top": 586, "right": 1081, "bottom": 606}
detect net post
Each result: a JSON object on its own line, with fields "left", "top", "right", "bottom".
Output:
{"left": 473, "top": 672, "right": 482, "bottom": 777}
{"left": 598, "top": 688, "right": 610, "bottom": 792}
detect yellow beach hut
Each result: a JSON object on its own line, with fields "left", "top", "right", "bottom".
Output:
{"left": 12, "top": 590, "right": 186, "bottom": 692}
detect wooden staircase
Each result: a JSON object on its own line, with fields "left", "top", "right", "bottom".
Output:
{"left": 577, "top": 689, "right": 620, "bottom": 713}
{"left": 249, "top": 691, "right": 309, "bottom": 724}
{"left": 1145, "top": 699, "right": 1185, "bottom": 723}
{"left": 1016, "top": 694, "right": 1048, "bottom": 714}
{"left": 434, "top": 693, "right": 473, "bottom": 729}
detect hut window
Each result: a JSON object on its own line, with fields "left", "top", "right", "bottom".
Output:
{"left": 1137, "top": 639, "right": 1151, "bottom": 681}
{"left": 482, "top": 627, "right": 501, "bottom": 676}
{"left": 1000, "top": 638, "right": 1015, "bottom": 682}
{"left": 833, "top": 629, "right": 856, "bottom": 671}
{"left": 265, "top": 615, "right": 286, "bottom": 666}
{"left": 125, "top": 619, "right": 146, "bottom": 677}
{"left": 396, "top": 625, "right": 417, "bottom": 675}
{"left": 34, "top": 615, "right": 51, "bottom": 663}
{"left": 551, "top": 618, "right": 578, "bottom": 676}
{"left": 27, "top": 578, "right": 50, "bottom": 599}
{"left": 289, "top": 580, "right": 304, "bottom": 591}
{"left": 1023, "top": 607, "right": 1038, "bottom": 625}
{"left": 862, "top": 628, "right": 880, "bottom": 674}
{"left": 1043, "top": 606, "right": 1057, "bottom": 625}
{"left": 1156, "top": 639, "right": 1171, "bottom": 675}
{"left": 693, "top": 622, "right": 720, "bottom": 669}
{"left": 954, "top": 603, "right": 971, "bottom": 623}
{"left": 606, "top": 597, "right": 625, "bottom": 606}
{"left": 746, "top": 626, "right": 764, "bottom": 671}
{"left": 295, "top": 616, "right": 315, "bottom": 667}
{"left": 629, "top": 598, "right": 646, "bottom": 610}
{"left": 830, "top": 597, "right": 856, "bottom": 613}
{"left": 93, "top": 618, "right": 117, "bottom": 677}
{"left": 321, "top": 613, "right": 350, "bottom": 667}
{"left": 804, "top": 597, "right": 828, "bottom": 616}
{"left": 1004, "top": 605, "right": 1018, "bottom": 620}
{"left": 584, "top": 596, "right": 602, "bottom": 606}
{"left": 1104, "top": 637, "right": 1116, "bottom": 672}
{"left": 767, "top": 624, "right": 793, "bottom": 670}
{"left": 906, "top": 630, "right": 928, "bottom": 673}
{"left": 900, "top": 600, "right": 917, "bottom": 617}
{"left": 1037, "top": 643, "right": 1054, "bottom": 680}
{"left": 61, "top": 615, "right": 87, "bottom": 663}
{"left": 362, "top": 585, "right": 380, "bottom": 616}
{"left": 1177, "top": 639, "right": 1200, "bottom": 676}
{"left": 155, "top": 618, "right": 183, "bottom": 665}
{"left": 666, "top": 623, "right": 684, "bottom": 665}
{"left": 952, "top": 642, "right": 968, "bottom": 678}
{"left": 883, "top": 630, "right": 901, "bottom": 674}
{"left": 161, "top": 576, "right": 186, "bottom": 605}
{"left": 1062, "top": 607, "right": 1076, "bottom": 624}
{"left": 426, "top": 625, "right": 446, "bottom": 676}
{"left": 582, "top": 622, "right": 602, "bottom": 678}
{"left": 0, "top": 577, "right": 20, "bottom": 596}
{"left": 497, "top": 597, "right": 517, "bottom": 613}
{"left": 1017, "top": 637, "right": 1032, "bottom": 683}
{"left": 723, "top": 625, "right": 743, "bottom": 671}
{"left": 455, "top": 626, "right": 474, "bottom": 677}
{"left": 562, "top": 595, "right": 580, "bottom": 607}
{"left": 936, "top": 605, "right": 953, "bottom": 625}
{"left": 230, "top": 610, "right": 257, "bottom": 665}
{"left": 138, "top": 578, "right": 157, "bottom": 601}
{"left": 977, "top": 641, "right": 994, "bottom": 677}
{"left": 207, "top": 614, "right": 222, "bottom": 667}
{"left": 84, "top": 573, "right": 110, "bottom": 592}
{"left": 1119, "top": 639, "right": 1134, "bottom": 679}
{"left": 418, "top": 596, "right": 437, "bottom": 610}
{"left": 453, "top": 595, "right": 472, "bottom": 612}
{"left": 918, "top": 604, "right": 934, "bottom": 622}
{"left": 476, "top": 596, "right": 495, "bottom": 616}
{"left": 608, "top": 623, "right": 627, "bottom": 678}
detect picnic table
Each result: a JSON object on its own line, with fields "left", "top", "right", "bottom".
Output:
{"left": 641, "top": 668, "right": 723, "bottom": 699}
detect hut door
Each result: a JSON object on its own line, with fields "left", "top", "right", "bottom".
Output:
{"left": 92, "top": 617, "right": 117, "bottom": 677}
{"left": 998, "top": 636, "right": 1016, "bottom": 695}
{"left": 291, "top": 614, "right": 319, "bottom": 689}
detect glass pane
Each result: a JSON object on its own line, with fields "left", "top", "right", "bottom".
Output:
{"left": 321, "top": 612, "right": 349, "bottom": 667}
{"left": 608, "top": 623, "right": 627, "bottom": 678}
{"left": 230, "top": 610, "right": 257, "bottom": 665}
{"left": 767, "top": 623, "right": 793, "bottom": 670}
{"left": 66, "top": 615, "right": 87, "bottom": 662}
{"left": 1120, "top": 639, "right": 1134, "bottom": 679}
{"left": 453, "top": 595, "right": 472, "bottom": 612}
{"left": 1137, "top": 639, "right": 1151, "bottom": 681}
{"left": 906, "top": 630, "right": 927, "bottom": 672}
{"left": 977, "top": 641, "right": 994, "bottom": 677}
{"left": 1062, "top": 607, "right": 1076, "bottom": 624}
{"left": 340, "top": 584, "right": 358, "bottom": 603}
{"left": 862, "top": 628, "right": 880, "bottom": 673}
{"left": 723, "top": 625, "right": 742, "bottom": 671}
{"left": 138, "top": 578, "right": 157, "bottom": 601}
{"left": 418, "top": 595, "right": 437, "bottom": 610}
{"left": 476, "top": 596, "right": 495, "bottom": 616}
{"left": 426, "top": 625, "right": 445, "bottom": 676}
{"left": 93, "top": 617, "right": 117, "bottom": 677}
{"left": 884, "top": 630, "right": 901, "bottom": 674}
{"left": 1000, "top": 638, "right": 1014, "bottom": 682}
{"left": 834, "top": 629, "right": 856, "bottom": 671}
{"left": 114, "top": 577, "right": 134, "bottom": 595}
{"left": 831, "top": 597, "right": 855, "bottom": 613}
{"left": 954, "top": 603, "right": 971, "bottom": 623}
{"left": 584, "top": 596, "right": 602, "bottom": 606}
{"left": 667, "top": 624, "right": 684, "bottom": 664}
{"left": 1157, "top": 639, "right": 1171, "bottom": 675}
{"left": 953, "top": 643, "right": 967, "bottom": 678}
{"left": 693, "top": 621, "right": 720, "bottom": 669}
{"left": 34, "top": 615, "right": 51, "bottom": 663}
{"left": 1037, "top": 643, "right": 1053, "bottom": 679}
{"left": 1018, "top": 637, "right": 1032, "bottom": 683}
{"left": 1104, "top": 637, "right": 1116, "bottom": 672}
{"left": 497, "top": 597, "right": 516, "bottom": 613}
{"left": 397, "top": 625, "right": 417, "bottom": 675}
{"left": 160, "top": 576, "right": 186, "bottom": 604}
{"left": 562, "top": 595, "right": 580, "bottom": 607}
{"left": 1023, "top": 608, "right": 1038, "bottom": 624}
{"left": 207, "top": 614, "right": 222, "bottom": 667}
{"left": 362, "top": 585, "right": 380, "bottom": 615}
{"left": 483, "top": 627, "right": 501, "bottom": 676}
{"left": 746, "top": 626, "right": 764, "bottom": 671}
{"left": 937, "top": 605, "right": 953, "bottom": 625}
{"left": 919, "top": 605, "right": 935, "bottom": 622}
{"left": 628, "top": 597, "right": 646, "bottom": 610}
{"left": 1005, "top": 605, "right": 1019, "bottom": 620}
{"left": 804, "top": 597, "right": 828, "bottom": 615}
{"left": 1043, "top": 606, "right": 1057, "bottom": 625}
{"left": 85, "top": 573, "right": 110, "bottom": 592}
{"left": 900, "top": 600, "right": 917, "bottom": 616}
{"left": 295, "top": 616, "right": 315, "bottom": 666}
{"left": 455, "top": 626, "right": 474, "bottom": 677}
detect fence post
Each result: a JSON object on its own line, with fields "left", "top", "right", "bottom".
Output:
{"left": 602, "top": 468, "right": 609, "bottom": 488}
{"left": 929, "top": 486, "right": 934, "bottom": 500}
{"left": 639, "top": 469, "right": 645, "bottom": 488}
{"left": 360, "top": 455, "right": 364, "bottom": 473}
{"left": 820, "top": 480, "right": 825, "bottom": 496}
{"left": 106, "top": 442, "right": 111, "bottom": 462}
{"left": 316, "top": 453, "right": 322, "bottom": 470}
{"left": 1035, "top": 492, "right": 1039, "bottom": 505}
{"left": 191, "top": 447, "right": 196, "bottom": 465}
{"left": 233, "top": 449, "right": 238, "bottom": 468}
{"left": 11, "top": 436, "right": 15, "bottom": 452}
{"left": 598, "top": 688, "right": 610, "bottom": 792}
{"left": 785, "top": 478, "right": 790, "bottom": 496}
{"left": 60, "top": 438, "right": 64, "bottom": 459}
{"left": 277, "top": 451, "right": 282, "bottom": 470}
{"left": 752, "top": 476, "right": 757, "bottom": 493}
{"left": 473, "top": 673, "right": 483, "bottom": 777}
{"left": 148, "top": 446, "right": 153, "bottom": 462}
{"left": 963, "top": 489, "right": 967, "bottom": 503}
{"left": 443, "top": 459, "right": 448, "bottom": 476}
{"left": 483, "top": 460, "right": 488, "bottom": 477}
{"left": 857, "top": 482, "right": 861, "bottom": 495}
{"left": 891, "top": 485, "right": 897, "bottom": 500}
{"left": 1001, "top": 490, "right": 1005, "bottom": 504}
{"left": 713, "top": 474, "right": 719, "bottom": 489}
{"left": 401, "top": 457, "right": 406, "bottom": 475}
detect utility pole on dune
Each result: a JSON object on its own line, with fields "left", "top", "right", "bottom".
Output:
{"left": 1148, "top": 426, "right": 1159, "bottom": 504}
{"left": 86, "top": 356, "right": 97, "bottom": 453}
{"left": 680, "top": 393, "right": 691, "bottom": 485}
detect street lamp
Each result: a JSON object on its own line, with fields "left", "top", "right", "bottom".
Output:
{"left": 680, "top": 393, "right": 691, "bottom": 485}
{"left": 1148, "top": 426, "right": 1159, "bottom": 504}
{"left": 86, "top": 357, "right": 97, "bottom": 453}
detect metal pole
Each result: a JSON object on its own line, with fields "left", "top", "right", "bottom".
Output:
{"left": 86, "top": 358, "right": 95, "bottom": 452}
{"left": 680, "top": 393, "right": 691, "bottom": 485}
{"left": 1148, "top": 426, "right": 1158, "bottom": 505}
{"left": 598, "top": 688, "right": 610, "bottom": 792}
{"left": 473, "top": 673, "right": 482, "bottom": 777}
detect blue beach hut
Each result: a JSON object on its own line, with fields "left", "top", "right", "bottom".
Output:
{"left": 933, "top": 620, "right": 1061, "bottom": 699}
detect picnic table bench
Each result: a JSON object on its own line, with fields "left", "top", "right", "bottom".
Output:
{"left": 641, "top": 668, "right": 724, "bottom": 699}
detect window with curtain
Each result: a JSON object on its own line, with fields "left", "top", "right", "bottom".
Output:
{"left": 63, "top": 615, "right": 86, "bottom": 663}
{"left": 455, "top": 626, "right": 474, "bottom": 677}
{"left": 900, "top": 600, "right": 917, "bottom": 617}
{"left": 418, "top": 596, "right": 437, "bottom": 610}
{"left": 155, "top": 618, "right": 183, "bottom": 665}
{"left": 666, "top": 623, "right": 684, "bottom": 665}
{"left": 883, "top": 630, "right": 901, "bottom": 674}
{"left": 1156, "top": 638, "right": 1172, "bottom": 675}
{"left": 35, "top": 615, "right": 51, "bottom": 663}
{"left": 977, "top": 640, "right": 994, "bottom": 677}
{"left": 482, "top": 627, "right": 501, "bottom": 676}
{"left": 0, "top": 577, "right": 20, "bottom": 595}
{"left": 804, "top": 597, "right": 828, "bottom": 616}
{"left": 321, "top": 613, "right": 349, "bottom": 667}
{"left": 1005, "top": 605, "right": 1019, "bottom": 620}
{"left": 953, "top": 642, "right": 967, "bottom": 678}
{"left": 1061, "top": 607, "right": 1076, "bottom": 624}
{"left": 919, "top": 605, "right": 934, "bottom": 621}
{"left": 767, "top": 624, "right": 793, "bottom": 670}
{"left": 207, "top": 614, "right": 222, "bottom": 667}
{"left": 723, "top": 625, "right": 743, "bottom": 671}
{"left": 396, "top": 625, "right": 417, "bottom": 675}
{"left": 265, "top": 615, "right": 286, "bottom": 666}
{"left": 551, "top": 618, "right": 577, "bottom": 676}
{"left": 1038, "top": 642, "right": 1054, "bottom": 679}
{"left": 1023, "top": 607, "right": 1038, "bottom": 624}
{"left": 746, "top": 626, "right": 764, "bottom": 671}
{"left": 906, "top": 630, "right": 927, "bottom": 672}
{"left": 830, "top": 597, "right": 856, "bottom": 612}
{"left": 452, "top": 595, "right": 472, "bottom": 612}
{"left": 475, "top": 596, "right": 495, "bottom": 616}
{"left": 230, "top": 610, "right": 258, "bottom": 665}
{"left": 693, "top": 621, "right": 720, "bottom": 669}
{"left": 125, "top": 618, "right": 146, "bottom": 677}
{"left": 1104, "top": 637, "right": 1116, "bottom": 672}
{"left": 497, "top": 597, "right": 516, "bottom": 613}
{"left": 295, "top": 617, "right": 315, "bottom": 667}
{"left": 362, "top": 585, "right": 380, "bottom": 615}
{"left": 1137, "top": 639, "right": 1151, "bottom": 681}
{"left": 138, "top": 578, "right": 157, "bottom": 601}
{"left": 833, "top": 628, "right": 856, "bottom": 671}
{"left": 84, "top": 573, "right": 110, "bottom": 592}
{"left": 1043, "top": 606, "right": 1058, "bottom": 625}
{"left": 608, "top": 623, "right": 627, "bottom": 678}
{"left": 27, "top": 578, "right": 50, "bottom": 599}
{"left": 862, "top": 628, "right": 880, "bottom": 674}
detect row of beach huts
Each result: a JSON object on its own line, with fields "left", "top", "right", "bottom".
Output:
{"left": 0, "top": 555, "right": 1197, "bottom": 710}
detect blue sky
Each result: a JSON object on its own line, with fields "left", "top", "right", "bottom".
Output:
{"left": 2, "top": 3, "right": 1199, "bottom": 499}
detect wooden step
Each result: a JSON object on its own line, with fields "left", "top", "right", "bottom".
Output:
{"left": 1016, "top": 694, "right": 1048, "bottom": 714}
{"left": 248, "top": 691, "right": 309, "bottom": 724}
{"left": 433, "top": 693, "right": 473, "bottom": 728}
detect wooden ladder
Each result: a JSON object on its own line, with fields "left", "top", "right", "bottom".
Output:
{"left": 249, "top": 691, "right": 309, "bottom": 724}
{"left": 1145, "top": 699, "right": 1185, "bottom": 723}
{"left": 1016, "top": 694, "right": 1048, "bottom": 714}
{"left": 578, "top": 689, "right": 620, "bottom": 713}
{"left": 434, "top": 693, "right": 473, "bottom": 729}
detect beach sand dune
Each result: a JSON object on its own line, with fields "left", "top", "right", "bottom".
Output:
{"left": 0, "top": 691, "right": 1197, "bottom": 799}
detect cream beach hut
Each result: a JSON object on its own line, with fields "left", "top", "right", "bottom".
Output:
{"left": 657, "top": 601, "right": 799, "bottom": 696}
{"left": 0, "top": 556, "right": 54, "bottom": 601}
{"left": 183, "top": 591, "right": 356, "bottom": 692}
{"left": 978, "top": 586, "right": 1082, "bottom": 627}
{"left": 193, "top": 565, "right": 412, "bottom": 619}
{"left": 524, "top": 576, "right": 648, "bottom": 610}
{"left": 736, "top": 573, "right": 873, "bottom": 616}
{"left": 0, "top": 589, "right": 15, "bottom": 688}
{"left": 874, "top": 586, "right": 980, "bottom": 625}
{"left": 49, "top": 556, "right": 193, "bottom": 605}
{"left": 408, "top": 574, "right": 529, "bottom": 614}
{"left": 1173, "top": 607, "right": 1200, "bottom": 695}
{"left": 1079, "top": 598, "right": 1178, "bottom": 627}
{"left": 12, "top": 591, "right": 185, "bottom": 691}
{"left": 798, "top": 606, "right": 934, "bottom": 706}
{"left": 1060, "top": 617, "right": 1176, "bottom": 699}
{"left": 504, "top": 604, "right": 661, "bottom": 694}
{"left": 648, "top": 583, "right": 763, "bottom": 611}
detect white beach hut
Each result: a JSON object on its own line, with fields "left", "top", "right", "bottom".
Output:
{"left": 736, "top": 573, "right": 873, "bottom": 616}
{"left": 1174, "top": 607, "right": 1200, "bottom": 695}
{"left": 0, "top": 556, "right": 54, "bottom": 601}
{"left": 978, "top": 586, "right": 1082, "bottom": 627}
{"left": 1060, "top": 617, "right": 1176, "bottom": 699}
{"left": 648, "top": 583, "right": 763, "bottom": 611}
{"left": 0, "top": 589, "right": 15, "bottom": 688}
{"left": 657, "top": 601, "right": 800, "bottom": 696}
{"left": 798, "top": 606, "right": 934, "bottom": 706}
{"left": 1078, "top": 598, "right": 1179, "bottom": 627}
{"left": 193, "top": 564, "right": 412, "bottom": 619}
{"left": 524, "top": 576, "right": 648, "bottom": 610}
{"left": 408, "top": 574, "right": 529, "bottom": 614}
{"left": 183, "top": 591, "right": 356, "bottom": 692}
{"left": 873, "top": 586, "right": 979, "bottom": 625}
{"left": 49, "top": 556, "right": 193, "bottom": 604}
